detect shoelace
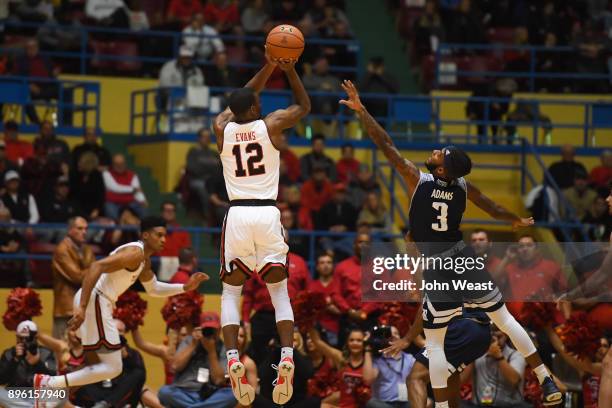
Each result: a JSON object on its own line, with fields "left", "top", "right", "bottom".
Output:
{"left": 271, "top": 364, "right": 279, "bottom": 386}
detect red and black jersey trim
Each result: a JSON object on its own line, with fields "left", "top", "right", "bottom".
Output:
{"left": 82, "top": 294, "right": 122, "bottom": 351}
{"left": 219, "top": 213, "right": 229, "bottom": 280}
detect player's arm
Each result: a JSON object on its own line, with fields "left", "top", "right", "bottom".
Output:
{"left": 339, "top": 80, "right": 420, "bottom": 192}
{"left": 381, "top": 304, "right": 423, "bottom": 358}
{"left": 139, "top": 263, "right": 208, "bottom": 297}
{"left": 131, "top": 327, "right": 168, "bottom": 360}
{"left": 264, "top": 60, "right": 311, "bottom": 139}
{"left": 466, "top": 181, "right": 534, "bottom": 228}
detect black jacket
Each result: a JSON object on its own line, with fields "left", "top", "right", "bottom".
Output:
{"left": 0, "top": 346, "right": 56, "bottom": 387}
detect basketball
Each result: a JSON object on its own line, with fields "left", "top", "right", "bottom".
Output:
{"left": 266, "top": 24, "right": 305, "bottom": 60}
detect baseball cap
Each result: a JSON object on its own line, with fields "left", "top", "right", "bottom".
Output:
{"left": 199, "top": 311, "right": 221, "bottom": 329}
{"left": 4, "top": 170, "right": 20, "bottom": 183}
{"left": 179, "top": 45, "right": 194, "bottom": 58}
{"left": 16, "top": 320, "right": 38, "bottom": 337}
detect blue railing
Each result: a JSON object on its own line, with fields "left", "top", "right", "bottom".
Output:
{"left": 130, "top": 86, "right": 611, "bottom": 147}
{"left": 0, "top": 75, "right": 101, "bottom": 135}
{"left": 433, "top": 43, "right": 611, "bottom": 93}
{"left": 0, "top": 20, "right": 361, "bottom": 77}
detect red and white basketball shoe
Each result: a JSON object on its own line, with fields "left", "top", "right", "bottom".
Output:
{"left": 228, "top": 358, "right": 255, "bottom": 406}
{"left": 33, "top": 373, "right": 50, "bottom": 408}
{"left": 272, "top": 356, "right": 294, "bottom": 405}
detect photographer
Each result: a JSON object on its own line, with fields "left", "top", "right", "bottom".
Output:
{"left": 158, "top": 311, "right": 235, "bottom": 408}
{"left": 363, "top": 325, "right": 415, "bottom": 408}
{"left": 0, "top": 321, "right": 56, "bottom": 407}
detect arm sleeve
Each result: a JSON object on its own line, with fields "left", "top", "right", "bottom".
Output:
{"left": 102, "top": 171, "right": 134, "bottom": 194}
{"left": 28, "top": 195, "right": 40, "bottom": 224}
{"left": 141, "top": 274, "right": 185, "bottom": 298}
{"left": 132, "top": 175, "right": 146, "bottom": 202}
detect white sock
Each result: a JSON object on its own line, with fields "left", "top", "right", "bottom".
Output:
{"left": 424, "top": 326, "right": 449, "bottom": 389}
{"left": 435, "top": 402, "right": 450, "bottom": 408}
{"left": 486, "top": 305, "right": 537, "bottom": 357}
{"left": 226, "top": 348, "right": 240, "bottom": 362}
{"left": 220, "top": 282, "right": 242, "bottom": 327}
{"left": 281, "top": 347, "right": 293, "bottom": 360}
{"left": 49, "top": 350, "right": 122, "bottom": 387}
{"left": 533, "top": 364, "right": 551, "bottom": 384}
{"left": 266, "top": 279, "right": 294, "bottom": 323}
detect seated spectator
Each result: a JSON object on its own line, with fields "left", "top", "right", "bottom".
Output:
{"left": 21, "top": 143, "right": 63, "bottom": 199}
{"left": 278, "top": 132, "right": 300, "bottom": 183}
{"left": 536, "top": 32, "right": 565, "bottom": 93}
{"left": 357, "top": 191, "right": 391, "bottom": 233}
{"left": 33, "top": 121, "right": 70, "bottom": 168}
{"left": 85, "top": 0, "right": 129, "bottom": 28}
{"left": 185, "top": 128, "right": 221, "bottom": 217}
{"left": 205, "top": 52, "right": 242, "bottom": 88}
{"left": 203, "top": 0, "right": 239, "bottom": 34}
{"left": 182, "top": 13, "right": 225, "bottom": 61}
{"left": 208, "top": 169, "right": 230, "bottom": 227}
{"left": 335, "top": 233, "right": 371, "bottom": 318}
{"left": 446, "top": 0, "right": 485, "bottom": 44}
{"left": 413, "top": 0, "right": 445, "bottom": 61}
{"left": 167, "top": 0, "right": 204, "bottom": 28}
{"left": 13, "top": 0, "right": 54, "bottom": 23}
{"left": 0, "top": 320, "right": 56, "bottom": 407}
{"left": 280, "top": 208, "right": 308, "bottom": 259}
{"left": 103, "top": 153, "right": 148, "bottom": 220}
{"left": 13, "top": 40, "right": 73, "bottom": 126}
{"left": 37, "top": 5, "right": 83, "bottom": 69}
{"left": 158, "top": 201, "right": 192, "bottom": 281}
{"left": 308, "top": 254, "right": 349, "bottom": 346}
{"left": 1, "top": 170, "right": 39, "bottom": 224}
{"left": 524, "top": 177, "right": 561, "bottom": 223}
{"left": 73, "top": 320, "right": 147, "bottom": 408}
{"left": 336, "top": 143, "right": 360, "bottom": 184}
{"left": 301, "top": 164, "right": 334, "bottom": 213}
{"left": 303, "top": 56, "right": 341, "bottom": 116}
{"left": 300, "top": 134, "right": 336, "bottom": 181}
{"left": 359, "top": 57, "right": 400, "bottom": 118}
{"left": 503, "top": 100, "right": 553, "bottom": 145}
{"left": 39, "top": 176, "right": 79, "bottom": 223}
{"left": 582, "top": 196, "right": 612, "bottom": 242}
{"left": 126, "top": 0, "right": 150, "bottom": 31}
{"left": 304, "top": 0, "right": 349, "bottom": 37}
{"left": 270, "top": 0, "right": 303, "bottom": 24}
{"left": 363, "top": 325, "right": 415, "bottom": 408}
{"left": 316, "top": 183, "right": 358, "bottom": 258}
{"left": 470, "top": 229, "right": 503, "bottom": 279}
{"left": 0, "top": 207, "right": 27, "bottom": 287}
{"left": 3, "top": 121, "right": 33, "bottom": 166}
{"left": 571, "top": 20, "right": 608, "bottom": 93}
{"left": 158, "top": 46, "right": 205, "bottom": 110}
{"left": 324, "top": 20, "right": 358, "bottom": 76}
{"left": 284, "top": 185, "right": 313, "bottom": 230}
{"left": 0, "top": 140, "right": 18, "bottom": 185}
{"left": 169, "top": 247, "right": 199, "bottom": 284}
{"left": 241, "top": 0, "right": 269, "bottom": 35}
{"left": 563, "top": 171, "right": 598, "bottom": 220}
{"left": 71, "top": 127, "right": 111, "bottom": 171}
{"left": 158, "top": 312, "right": 235, "bottom": 408}
{"left": 548, "top": 144, "right": 588, "bottom": 189}
{"left": 304, "top": 330, "right": 338, "bottom": 401}
{"left": 108, "top": 206, "right": 141, "bottom": 249}
{"left": 589, "top": 149, "right": 612, "bottom": 191}
{"left": 69, "top": 151, "right": 105, "bottom": 220}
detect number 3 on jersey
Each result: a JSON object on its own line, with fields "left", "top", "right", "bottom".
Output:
{"left": 431, "top": 202, "right": 448, "bottom": 231}
{"left": 232, "top": 143, "right": 265, "bottom": 177}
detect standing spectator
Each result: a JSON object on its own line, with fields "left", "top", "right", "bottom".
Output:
{"left": 446, "top": 0, "right": 485, "bottom": 44}
{"left": 359, "top": 57, "right": 400, "bottom": 118}
{"left": 571, "top": 20, "right": 608, "bottom": 93}
{"left": 589, "top": 149, "right": 612, "bottom": 190}
{"left": 207, "top": 169, "right": 230, "bottom": 227}
{"left": 357, "top": 191, "right": 391, "bottom": 233}
{"left": 0, "top": 140, "right": 18, "bottom": 184}
{"left": 303, "top": 56, "right": 341, "bottom": 116}
{"left": 71, "top": 127, "right": 111, "bottom": 171}
{"left": 548, "top": 144, "right": 588, "bottom": 190}
{"left": 278, "top": 132, "right": 300, "bottom": 183}
{"left": 300, "top": 134, "right": 336, "bottom": 181}
{"left": 336, "top": 143, "right": 360, "bottom": 184}
{"left": 536, "top": 32, "right": 564, "bottom": 93}
{"left": 413, "top": 0, "right": 445, "bottom": 61}
{"left": 3, "top": 121, "right": 33, "bottom": 166}
{"left": 203, "top": 0, "right": 239, "bottom": 34}
{"left": 463, "top": 327, "right": 527, "bottom": 407}
{"left": 85, "top": 0, "right": 129, "bottom": 28}
{"left": 185, "top": 128, "right": 221, "bottom": 217}
{"left": 20, "top": 143, "right": 63, "bottom": 199}
{"left": 1, "top": 170, "right": 39, "bottom": 224}
{"left": 563, "top": 171, "right": 598, "bottom": 220}
{"left": 335, "top": 233, "right": 371, "bottom": 318}
{"left": 158, "top": 46, "right": 205, "bottom": 111}
{"left": 308, "top": 253, "right": 350, "bottom": 346}
{"left": 69, "top": 151, "right": 105, "bottom": 220}
{"left": 33, "top": 121, "right": 70, "bottom": 169}
{"left": 470, "top": 229, "right": 503, "bottom": 280}
{"left": 167, "top": 0, "right": 204, "bottom": 27}
{"left": 0, "top": 207, "right": 26, "bottom": 287}
{"left": 324, "top": 21, "right": 358, "bottom": 73}
{"left": 270, "top": 0, "right": 303, "bottom": 24}
{"left": 169, "top": 247, "right": 199, "bottom": 284}
{"left": 466, "top": 79, "right": 515, "bottom": 144}
{"left": 300, "top": 165, "right": 334, "bottom": 213}
{"left": 51, "top": 216, "right": 93, "bottom": 340}
{"left": 0, "top": 320, "right": 56, "bottom": 407}
{"left": 103, "top": 153, "right": 148, "bottom": 220}
{"left": 317, "top": 183, "right": 358, "bottom": 258}
{"left": 241, "top": 0, "right": 269, "bottom": 35}
{"left": 204, "top": 52, "right": 242, "bottom": 88}
{"left": 158, "top": 201, "right": 192, "bottom": 281}
{"left": 158, "top": 312, "right": 235, "bottom": 407}
{"left": 182, "top": 13, "right": 225, "bottom": 61}
{"left": 39, "top": 176, "right": 79, "bottom": 223}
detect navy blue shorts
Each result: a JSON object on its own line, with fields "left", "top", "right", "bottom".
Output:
{"left": 415, "top": 317, "right": 491, "bottom": 374}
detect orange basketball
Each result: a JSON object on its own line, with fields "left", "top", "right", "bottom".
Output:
{"left": 265, "top": 24, "right": 305, "bottom": 60}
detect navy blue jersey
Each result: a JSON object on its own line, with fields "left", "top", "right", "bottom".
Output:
{"left": 409, "top": 172, "right": 467, "bottom": 255}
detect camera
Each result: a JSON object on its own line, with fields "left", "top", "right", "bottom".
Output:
{"left": 18, "top": 331, "right": 38, "bottom": 356}
{"left": 202, "top": 327, "right": 217, "bottom": 338}
{"left": 366, "top": 325, "right": 392, "bottom": 357}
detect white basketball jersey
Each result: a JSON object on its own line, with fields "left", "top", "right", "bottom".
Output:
{"left": 95, "top": 241, "right": 145, "bottom": 301}
{"left": 221, "top": 119, "right": 280, "bottom": 200}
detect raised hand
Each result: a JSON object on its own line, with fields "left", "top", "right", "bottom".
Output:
{"left": 184, "top": 272, "right": 209, "bottom": 292}
{"left": 339, "top": 80, "right": 364, "bottom": 112}
{"left": 512, "top": 217, "right": 534, "bottom": 229}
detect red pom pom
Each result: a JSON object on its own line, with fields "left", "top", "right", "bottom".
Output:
{"left": 292, "top": 290, "right": 327, "bottom": 332}
{"left": 307, "top": 369, "right": 339, "bottom": 398}
{"left": 554, "top": 313, "right": 603, "bottom": 358}
{"left": 113, "top": 290, "right": 148, "bottom": 331}
{"left": 354, "top": 383, "right": 372, "bottom": 407}
{"left": 161, "top": 291, "right": 204, "bottom": 330}
{"left": 523, "top": 369, "right": 544, "bottom": 407}
{"left": 2, "top": 288, "right": 43, "bottom": 331}
{"left": 377, "top": 302, "right": 418, "bottom": 337}
{"left": 517, "top": 302, "right": 556, "bottom": 331}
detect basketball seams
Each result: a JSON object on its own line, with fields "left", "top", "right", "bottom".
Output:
{"left": 267, "top": 32, "right": 305, "bottom": 46}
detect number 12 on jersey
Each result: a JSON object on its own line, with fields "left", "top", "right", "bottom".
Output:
{"left": 431, "top": 201, "right": 448, "bottom": 231}
{"left": 232, "top": 143, "right": 265, "bottom": 177}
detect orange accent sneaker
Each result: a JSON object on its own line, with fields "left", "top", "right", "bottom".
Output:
{"left": 228, "top": 358, "right": 255, "bottom": 406}
{"left": 272, "top": 357, "right": 294, "bottom": 405}
{"left": 33, "top": 373, "right": 50, "bottom": 408}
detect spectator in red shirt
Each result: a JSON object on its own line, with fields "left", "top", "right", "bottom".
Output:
{"left": 242, "top": 251, "right": 310, "bottom": 366}
{"left": 3, "top": 121, "right": 33, "bottom": 167}
{"left": 589, "top": 149, "right": 612, "bottom": 191}
{"left": 203, "top": 0, "right": 239, "bottom": 34}
{"left": 336, "top": 143, "right": 360, "bottom": 184}
{"left": 167, "top": 0, "right": 204, "bottom": 27}
{"left": 278, "top": 133, "right": 300, "bottom": 183}
{"left": 469, "top": 229, "right": 503, "bottom": 286}
{"left": 169, "top": 247, "right": 198, "bottom": 284}
{"left": 158, "top": 201, "right": 192, "bottom": 281}
{"left": 300, "top": 164, "right": 334, "bottom": 212}
{"left": 308, "top": 253, "right": 350, "bottom": 346}
{"left": 284, "top": 185, "right": 313, "bottom": 230}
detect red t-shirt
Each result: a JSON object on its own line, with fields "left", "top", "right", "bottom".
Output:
{"left": 300, "top": 179, "right": 333, "bottom": 212}
{"left": 308, "top": 278, "right": 350, "bottom": 334}
{"left": 203, "top": 2, "right": 239, "bottom": 26}
{"left": 5, "top": 140, "right": 33, "bottom": 164}
{"left": 505, "top": 257, "right": 567, "bottom": 301}
{"left": 157, "top": 224, "right": 192, "bottom": 257}
{"left": 335, "top": 256, "right": 362, "bottom": 310}
{"left": 168, "top": 0, "right": 204, "bottom": 23}
{"left": 169, "top": 266, "right": 193, "bottom": 284}
{"left": 281, "top": 149, "right": 300, "bottom": 182}
{"left": 589, "top": 166, "right": 612, "bottom": 189}
{"left": 336, "top": 158, "right": 360, "bottom": 184}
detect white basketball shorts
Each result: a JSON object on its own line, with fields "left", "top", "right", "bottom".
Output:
{"left": 74, "top": 288, "right": 121, "bottom": 352}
